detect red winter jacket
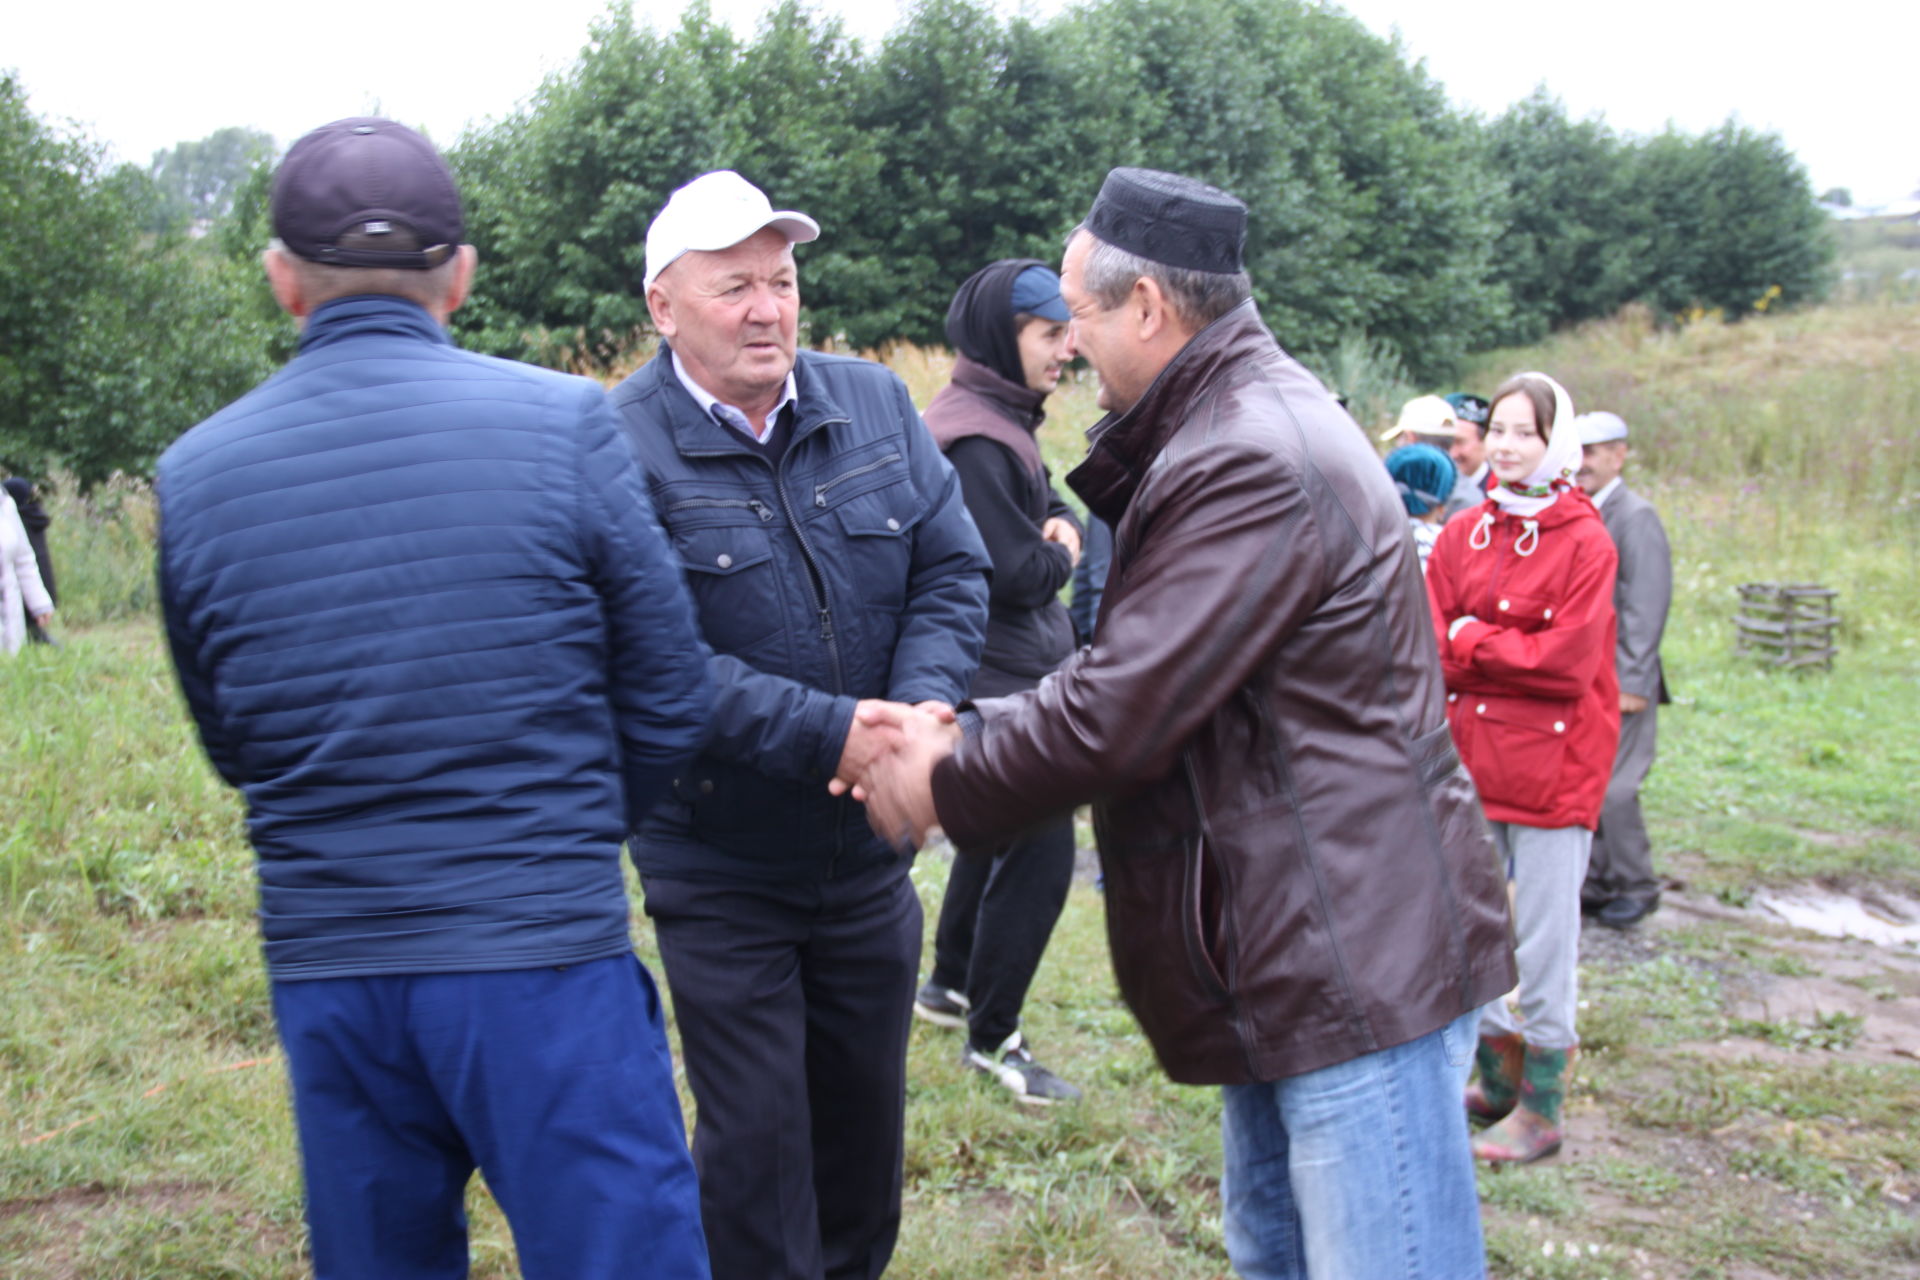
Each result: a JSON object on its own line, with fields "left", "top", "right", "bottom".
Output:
{"left": 1426, "top": 491, "right": 1620, "bottom": 831}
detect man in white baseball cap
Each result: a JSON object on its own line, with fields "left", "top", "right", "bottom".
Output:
{"left": 609, "top": 172, "right": 991, "bottom": 1280}
{"left": 1574, "top": 410, "right": 1673, "bottom": 929}
{"left": 1378, "top": 393, "right": 1458, "bottom": 449}
{"left": 643, "top": 169, "right": 820, "bottom": 289}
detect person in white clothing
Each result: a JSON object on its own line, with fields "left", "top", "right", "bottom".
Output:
{"left": 1, "top": 482, "right": 53, "bottom": 655}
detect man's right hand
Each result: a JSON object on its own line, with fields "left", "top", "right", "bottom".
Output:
{"left": 829, "top": 700, "right": 959, "bottom": 799}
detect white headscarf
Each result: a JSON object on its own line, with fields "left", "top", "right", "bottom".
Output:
{"left": 1486, "top": 371, "right": 1579, "bottom": 519}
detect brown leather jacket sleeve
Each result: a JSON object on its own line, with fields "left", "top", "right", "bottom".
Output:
{"left": 932, "top": 435, "right": 1323, "bottom": 848}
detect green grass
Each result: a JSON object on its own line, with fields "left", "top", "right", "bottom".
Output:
{"left": 7, "top": 298, "right": 1920, "bottom": 1276}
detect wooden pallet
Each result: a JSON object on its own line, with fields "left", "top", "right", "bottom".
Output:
{"left": 1735, "top": 582, "right": 1838, "bottom": 669}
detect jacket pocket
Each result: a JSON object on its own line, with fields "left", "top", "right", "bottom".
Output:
{"left": 670, "top": 522, "right": 781, "bottom": 655}
{"left": 1450, "top": 692, "right": 1574, "bottom": 815}
{"left": 830, "top": 477, "right": 925, "bottom": 613}
{"left": 672, "top": 758, "right": 806, "bottom": 859}
{"left": 1486, "top": 589, "right": 1560, "bottom": 635}
{"left": 1181, "top": 833, "right": 1233, "bottom": 1000}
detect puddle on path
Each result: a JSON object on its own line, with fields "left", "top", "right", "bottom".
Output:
{"left": 1752, "top": 887, "right": 1920, "bottom": 949}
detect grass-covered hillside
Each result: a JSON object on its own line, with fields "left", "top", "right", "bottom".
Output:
{"left": 4, "top": 300, "right": 1918, "bottom": 1278}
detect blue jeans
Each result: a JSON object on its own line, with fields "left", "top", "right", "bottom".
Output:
{"left": 1220, "top": 1009, "right": 1485, "bottom": 1279}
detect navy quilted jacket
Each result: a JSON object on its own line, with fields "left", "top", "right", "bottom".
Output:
{"left": 610, "top": 348, "right": 990, "bottom": 881}
{"left": 157, "top": 295, "right": 713, "bottom": 981}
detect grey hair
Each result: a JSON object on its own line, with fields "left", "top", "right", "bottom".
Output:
{"left": 1068, "top": 224, "right": 1251, "bottom": 329}
{"left": 267, "top": 236, "right": 460, "bottom": 310}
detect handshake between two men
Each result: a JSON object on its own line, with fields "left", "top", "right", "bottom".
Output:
{"left": 831, "top": 700, "right": 964, "bottom": 851}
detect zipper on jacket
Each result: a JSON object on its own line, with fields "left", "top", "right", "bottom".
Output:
{"left": 667, "top": 495, "right": 776, "bottom": 522}
{"left": 755, "top": 424, "right": 853, "bottom": 874}
{"left": 813, "top": 452, "right": 902, "bottom": 507}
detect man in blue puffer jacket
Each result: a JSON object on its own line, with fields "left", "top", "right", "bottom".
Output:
{"left": 156, "top": 119, "right": 715, "bottom": 1279}
{"left": 609, "top": 171, "right": 991, "bottom": 1280}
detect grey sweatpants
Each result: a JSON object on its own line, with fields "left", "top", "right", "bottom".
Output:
{"left": 1478, "top": 822, "right": 1592, "bottom": 1051}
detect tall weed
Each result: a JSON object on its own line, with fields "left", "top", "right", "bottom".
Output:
{"left": 32, "top": 474, "right": 160, "bottom": 627}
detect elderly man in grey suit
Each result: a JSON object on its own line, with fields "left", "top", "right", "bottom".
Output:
{"left": 1576, "top": 411, "right": 1672, "bottom": 929}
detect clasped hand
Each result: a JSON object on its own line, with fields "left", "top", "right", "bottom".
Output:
{"left": 831, "top": 699, "right": 961, "bottom": 851}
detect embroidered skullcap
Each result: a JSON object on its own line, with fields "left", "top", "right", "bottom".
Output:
{"left": 1084, "top": 167, "right": 1247, "bottom": 274}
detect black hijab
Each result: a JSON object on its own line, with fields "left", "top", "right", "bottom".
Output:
{"left": 944, "top": 258, "right": 1048, "bottom": 389}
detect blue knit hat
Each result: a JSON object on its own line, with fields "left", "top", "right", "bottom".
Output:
{"left": 1385, "top": 444, "right": 1458, "bottom": 517}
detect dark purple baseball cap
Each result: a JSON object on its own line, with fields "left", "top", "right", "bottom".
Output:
{"left": 271, "top": 117, "right": 463, "bottom": 269}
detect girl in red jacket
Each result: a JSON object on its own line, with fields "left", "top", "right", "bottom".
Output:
{"left": 1426, "top": 371, "right": 1619, "bottom": 1164}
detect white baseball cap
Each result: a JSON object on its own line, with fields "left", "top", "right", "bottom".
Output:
{"left": 1378, "top": 394, "right": 1457, "bottom": 443}
{"left": 644, "top": 170, "right": 820, "bottom": 289}
{"left": 1575, "top": 411, "right": 1629, "bottom": 445}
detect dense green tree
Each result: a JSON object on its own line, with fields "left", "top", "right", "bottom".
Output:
{"left": 450, "top": 1, "right": 745, "bottom": 363}
{"left": 1633, "top": 123, "right": 1832, "bottom": 318}
{"left": 146, "top": 126, "right": 276, "bottom": 231}
{"left": 0, "top": 75, "right": 278, "bottom": 487}
{"left": 451, "top": 0, "right": 1513, "bottom": 378}
{"left": 1066, "top": 0, "right": 1506, "bottom": 379}
{"left": 1483, "top": 92, "right": 1650, "bottom": 344}
{"left": 3, "top": 3, "right": 1843, "bottom": 485}
{"left": 844, "top": 0, "right": 1150, "bottom": 346}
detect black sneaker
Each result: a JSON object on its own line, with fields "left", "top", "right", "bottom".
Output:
{"left": 963, "top": 1031, "right": 1082, "bottom": 1106}
{"left": 913, "top": 981, "right": 970, "bottom": 1029}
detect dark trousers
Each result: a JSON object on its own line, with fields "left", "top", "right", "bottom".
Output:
{"left": 644, "top": 861, "right": 921, "bottom": 1280}
{"left": 930, "top": 665, "right": 1076, "bottom": 1051}
{"left": 270, "top": 954, "right": 709, "bottom": 1280}
{"left": 1586, "top": 702, "right": 1661, "bottom": 903}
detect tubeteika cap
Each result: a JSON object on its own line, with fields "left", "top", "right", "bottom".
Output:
{"left": 1444, "top": 392, "right": 1490, "bottom": 426}
{"left": 1379, "top": 394, "right": 1457, "bottom": 443}
{"left": 1575, "top": 411, "right": 1630, "bottom": 444}
{"left": 645, "top": 170, "right": 820, "bottom": 289}
{"left": 272, "top": 118, "right": 463, "bottom": 269}
{"left": 1084, "top": 167, "right": 1247, "bottom": 274}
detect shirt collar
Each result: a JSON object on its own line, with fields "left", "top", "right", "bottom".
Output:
{"left": 1592, "top": 476, "right": 1623, "bottom": 509}
{"left": 670, "top": 350, "right": 796, "bottom": 445}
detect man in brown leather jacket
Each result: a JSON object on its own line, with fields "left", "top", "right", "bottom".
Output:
{"left": 851, "top": 168, "right": 1516, "bottom": 1279}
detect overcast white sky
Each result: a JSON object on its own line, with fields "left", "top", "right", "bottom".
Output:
{"left": 9, "top": 1, "right": 1915, "bottom": 205}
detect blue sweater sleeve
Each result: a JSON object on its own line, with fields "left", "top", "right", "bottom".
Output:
{"left": 884, "top": 379, "right": 992, "bottom": 705}
{"left": 575, "top": 390, "right": 716, "bottom": 828}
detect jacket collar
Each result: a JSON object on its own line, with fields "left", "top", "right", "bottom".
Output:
{"left": 637, "top": 344, "right": 851, "bottom": 459}
{"left": 923, "top": 355, "right": 1048, "bottom": 475}
{"left": 1068, "top": 300, "right": 1272, "bottom": 524}
{"left": 948, "top": 354, "right": 1046, "bottom": 430}
{"left": 298, "top": 295, "right": 450, "bottom": 355}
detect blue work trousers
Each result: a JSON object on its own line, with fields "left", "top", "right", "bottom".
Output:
{"left": 271, "top": 953, "right": 708, "bottom": 1279}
